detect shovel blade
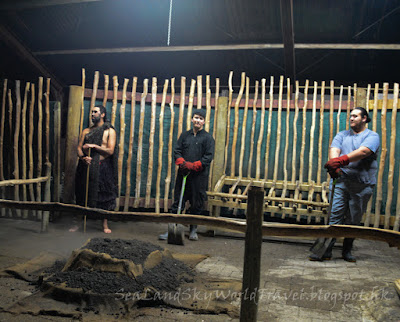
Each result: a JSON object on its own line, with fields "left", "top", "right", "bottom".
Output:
{"left": 167, "top": 223, "right": 185, "bottom": 245}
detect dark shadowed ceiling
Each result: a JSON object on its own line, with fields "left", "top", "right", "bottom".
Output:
{"left": 0, "top": 0, "right": 400, "bottom": 98}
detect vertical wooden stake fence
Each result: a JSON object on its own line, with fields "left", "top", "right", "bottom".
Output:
{"left": 111, "top": 76, "right": 118, "bottom": 127}
{"left": 186, "top": 79, "right": 196, "bottom": 130}
{"left": 89, "top": 71, "right": 99, "bottom": 127}
{"left": 36, "top": 77, "right": 43, "bottom": 219}
{"left": 238, "top": 77, "right": 250, "bottom": 179}
{"left": 291, "top": 81, "right": 299, "bottom": 183}
{"left": 240, "top": 186, "right": 264, "bottom": 322}
{"left": 145, "top": 78, "right": 157, "bottom": 208}
{"left": 205, "top": 75, "right": 211, "bottom": 132}
{"left": 384, "top": 83, "right": 398, "bottom": 229}
{"left": 224, "top": 71, "right": 233, "bottom": 173}
{"left": 21, "top": 82, "right": 29, "bottom": 218}
{"left": 79, "top": 68, "right": 85, "bottom": 134}
{"left": 155, "top": 79, "right": 168, "bottom": 213}
{"left": 14, "top": 81, "right": 21, "bottom": 217}
{"left": 164, "top": 78, "right": 175, "bottom": 212}
{"left": 0, "top": 80, "right": 6, "bottom": 216}
{"left": 124, "top": 77, "right": 137, "bottom": 212}
{"left": 374, "top": 83, "right": 388, "bottom": 227}
{"left": 116, "top": 78, "right": 129, "bottom": 210}
{"left": 231, "top": 72, "right": 245, "bottom": 177}
{"left": 28, "top": 85, "right": 35, "bottom": 204}
{"left": 255, "top": 78, "right": 266, "bottom": 180}
{"left": 134, "top": 79, "right": 148, "bottom": 208}
{"left": 247, "top": 81, "right": 258, "bottom": 178}
{"left": 264, "top": 76, "right": 274, "bottom": 180}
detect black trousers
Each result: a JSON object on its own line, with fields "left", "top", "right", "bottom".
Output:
{"left": 171, "top": 170, "right": 208, "bottom": 216}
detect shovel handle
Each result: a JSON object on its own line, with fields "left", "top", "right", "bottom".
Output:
{"left": 177, "top": 173, "right": 189, "bottom": 215}
{"left": 327, "top": 178, "right": 337, "bottom": 222}
{"left": 84, "top": 148, "right": 91, "bottom": 233}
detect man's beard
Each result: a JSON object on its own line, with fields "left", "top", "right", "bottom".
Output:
{"left": 92, "top": 116, "right": 101, "bottom": 124}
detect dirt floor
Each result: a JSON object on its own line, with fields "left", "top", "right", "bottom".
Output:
{"left": 0, "top": 216, "right": 399, "bottom": 321}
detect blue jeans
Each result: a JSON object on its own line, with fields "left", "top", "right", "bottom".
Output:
{"left": 329, "top": 178, "right": 374, "bottom": 225}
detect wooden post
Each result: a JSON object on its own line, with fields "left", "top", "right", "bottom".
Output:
{"left": 89, "top": 71, "right": 99, "bottom": 127}
{"left": 231, "top": 72, "right": 245, "bottom": 177}
{"left": 111, "top": 76, "right": 118, "bottom": 126}
{"left": 145, "top": 77, "right": 157, "bottom": 208}
{"left": 240, "top": 186, "right": 264, "bottom": 322}
{"left": 155, "top": 79, "right": 168, "bottom": 213}
{"left": 79, "top": 68, "right": 85, "bottom": 135}
{"left": 223, "top": 71, "right": 233, "bottom": 173}
{"left": 238, "top": 77, "right": 250, "bottom": 179}
{"left": 36, "top": 77, "right": 43, "bottom": 219}
{"left": 63, "top": 85, "right": 83, "bottom": 203}
{"left": 21, "top": 82, "right": 30, "bottom": 218}
{"left": 53, "top": 101, "right": 61, "bottom": 203}
{"left": 197, "top": 75, "right": 202, "bottom": 109}
{"left": 384, "top": 83, "right": 398, "bottom": 229}
{"left": 116, "top": 78, "right": 129, "bottom": 210}
{"left": 41, "top": 162, "right": 51, "bottom": 232}
{"left": 248, "top": 81, "right": 258, "bottom": 178}
{"left": 0, "top": 79, "right": 6, "bottom": 216}
{"left": 264, "top": 77, "right": 274, "bottom": 180}
{"left": 255, "top": 78, "right": 266, "bottom": 180}
{"left": 134, "top": 79, "right": 148, "bottom": 208}
{"left": 187, "top": 79, "right": 196, "bottom": 130}
{"left": 14, "top": 80, "right": 22, "bottom": 217}
{"left": 210, "top": 90, "right": 229, "bottom": 217}
{"left": 164, "top": 78, "right": 175, "bottom": 212}
{"left": 124, "top": 77, "right": 137, "bottom": 212}
{"left": 374, "top": 83, "right": 388, "bottom": 227}
{"left": 102, "top": 74, "right": 109, "bottom": 107}
{"left": 291, "top": 80, "right": 299, "bottom": 182}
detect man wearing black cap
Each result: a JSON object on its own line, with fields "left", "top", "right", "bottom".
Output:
{"left": 310, "top": 107, "right": 380, "bottom": 262}
{"left": 159, "top": 109, "right": 215, "bottom": 241}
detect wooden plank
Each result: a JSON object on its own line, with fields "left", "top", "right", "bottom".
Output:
{"left": 384, "top": 83, "right": 398, "bottom": 229}
{"left": 155, "top": 79, "right": 168, "bottom": 213}
{"left": 134, "top": 79, "right": 148, "bottom": 208}
{"left": 2, "top": 199, "right": 400, "bottom": 247}
{"left": 124, "top": 77, "right": 137, "bottom": 212}
{"left": 116, "top": 78, "right": 129, "bottom": 210}
{"left": 264, "top": 77, "right": 274, "bottom": 180}
{"left": 247, "top": 81, "right": 258, "bottom": 178}
{"left": 164, "top": 78, "right": 175, "bottom": 212}
{"left": 374, "top": 83, "right": 388, "bottom": 227}
{"left": 231, "top": 72, "right": 245, "bottom": 177}
{"left": 145, "top": 78, "right": 157, "bottom": 208}
{"left": 240, "top": 186, "right": 264, "bottom": 322}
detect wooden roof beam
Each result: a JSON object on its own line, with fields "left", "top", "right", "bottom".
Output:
{"left": 32, "top": 43, "right": 400, "bottom": 56}
{"left": 0, "top": 0, "right": 102, "bottom": 10}
{"left": 0, "top": 24, "right": 64, "bottom": 94}
{"left": 280, "top": 0, "right": 296, "bottom": 83}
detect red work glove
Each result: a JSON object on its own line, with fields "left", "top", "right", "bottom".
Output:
{"left": 324, "top": 155, "right": 350, "bottom": 171}
{"left": 183, "top": 161, "right": 194, "bottom": 171}
{"left": 193, "top": 161, "right": 203, "bottom": 172}
{"left": 175, "top": 157, "right": 186, "bottom": 168}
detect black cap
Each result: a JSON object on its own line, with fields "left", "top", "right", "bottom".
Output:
{"left": 192, "top": 109, "right": 206, "bottom": 119}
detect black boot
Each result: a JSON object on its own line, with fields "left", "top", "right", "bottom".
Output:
{"left": 342, "top": 238, "right": 356, "bottom": 262}
{"left": 309, "top": 238, "right": 336, "bottom": 261}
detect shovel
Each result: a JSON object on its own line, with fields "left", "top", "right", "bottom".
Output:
{"left": 167, "top": 172, "right": 189, "bottom": 245}
{"left": 310, "top": 177, "right": 338, "bottom": 257}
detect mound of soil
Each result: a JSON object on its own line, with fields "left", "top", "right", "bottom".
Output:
{"left": 45, "top": 238, "right": 194, "bottom": 295}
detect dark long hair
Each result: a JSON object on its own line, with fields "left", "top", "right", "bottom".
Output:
{"left": 354, "top": 107, "right": 371, "bottom": 123}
